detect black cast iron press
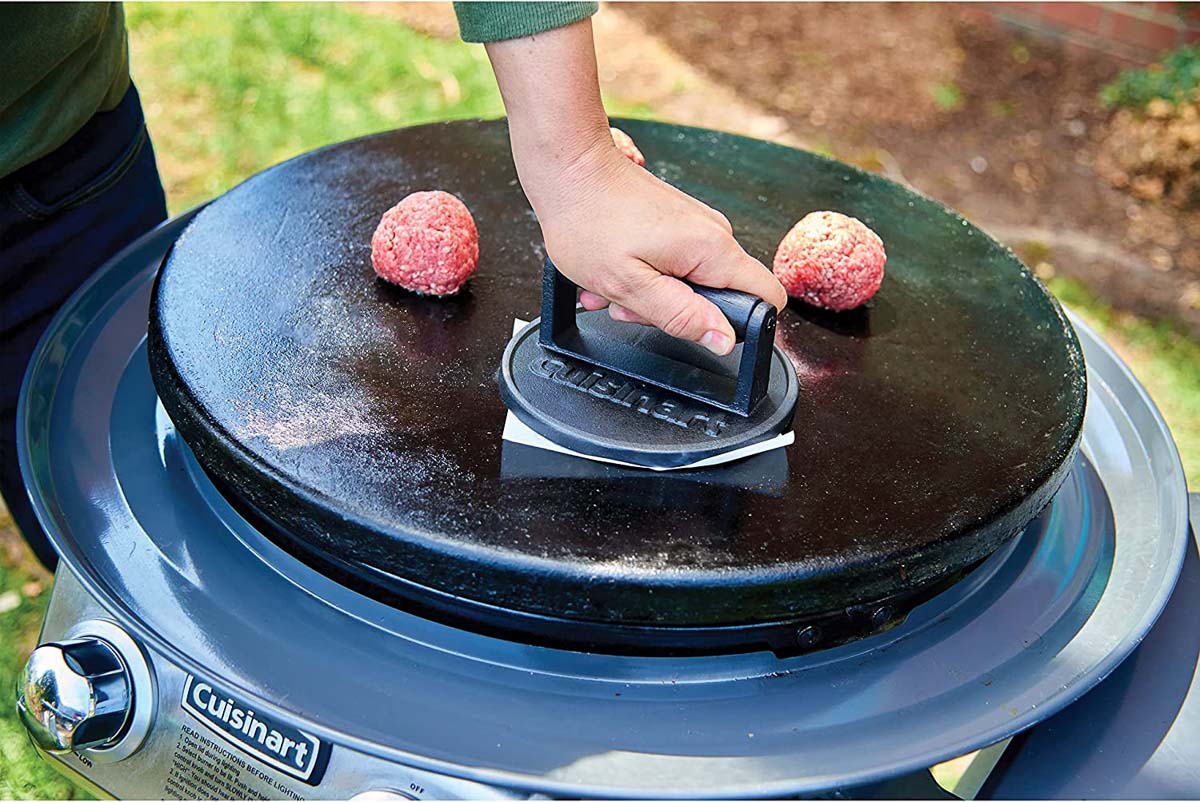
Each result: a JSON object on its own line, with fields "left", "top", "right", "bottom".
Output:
{"left": 498, "top": 258, "right": 799, "bottom": 469}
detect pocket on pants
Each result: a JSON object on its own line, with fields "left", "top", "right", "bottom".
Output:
{"left": 8, "top": 124, "right": 149, "bottom": 220}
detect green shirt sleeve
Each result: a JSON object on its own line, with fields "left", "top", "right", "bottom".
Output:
{"left": 0, "top": 2, "right": 130, "bottom": 179}
{"left": 453, "top": 2, "right": 599, "bottom": 43}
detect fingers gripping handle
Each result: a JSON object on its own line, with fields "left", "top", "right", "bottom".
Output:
{"left": 687, "top": 284, "right": 764, "bottom": 342}
{"left": 538, "top": 257, "right": 777, "bottom": 417}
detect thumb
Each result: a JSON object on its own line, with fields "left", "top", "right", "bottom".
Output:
{"left": 612, "top": 271, "right": 737, "bottom": 356}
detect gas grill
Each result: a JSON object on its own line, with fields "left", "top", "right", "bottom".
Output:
{"left": 13, "top": 120, "right": 1196, "bottom": 799}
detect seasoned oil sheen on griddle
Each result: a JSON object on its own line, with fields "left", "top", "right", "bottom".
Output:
{"left": 148, "top": 119, "right": 1086, "bottom": 654}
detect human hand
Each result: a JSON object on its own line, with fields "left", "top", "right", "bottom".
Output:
{"left": 485, "top": 19, "right": 785, "bottom": 356}
{"left": 521, "top": 141, "right": 785, "bottom": 356}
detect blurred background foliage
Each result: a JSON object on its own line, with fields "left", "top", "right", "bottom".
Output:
{"left": 1101, "top": 43, "right": 1200, "bottom": 108}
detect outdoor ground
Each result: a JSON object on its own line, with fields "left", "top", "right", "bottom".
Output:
{"left": 1, "top": 4, "right": 1196, "bottom": 798}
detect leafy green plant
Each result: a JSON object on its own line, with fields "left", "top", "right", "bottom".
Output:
{"left": 1100, "top": 43, "right": 1200, "bottom": 109}
{"left": 931, "top": 81, "right": 964, "bottom": 111}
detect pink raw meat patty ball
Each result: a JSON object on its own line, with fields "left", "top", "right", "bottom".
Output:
{"left": 610, "top": 127, "right": 645, "bottom": 166}
{"left": 773, "top": 211, "right": 887, "bottom": 311}
{"left": 371, "top": 190, "right": 479, "bottom": 296}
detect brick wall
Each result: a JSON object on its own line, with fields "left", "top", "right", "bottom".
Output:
{"left": 982, "top": 2, "right": 1200, "bottom": 63}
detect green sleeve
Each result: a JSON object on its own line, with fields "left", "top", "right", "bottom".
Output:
{"left": 453, "top": 2, "right": 599, "bottom": 43}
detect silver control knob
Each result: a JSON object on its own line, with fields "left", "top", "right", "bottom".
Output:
{"left": 16, "top": 638, "right": 132, "bottom": 753}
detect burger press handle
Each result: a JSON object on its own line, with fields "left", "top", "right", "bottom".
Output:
{"left": 538, "top": 257, "right": 777, "bottom": 417}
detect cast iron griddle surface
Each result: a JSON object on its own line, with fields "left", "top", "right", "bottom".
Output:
{"left": 149, "top": 119, "right": 1085, "bottom": 630}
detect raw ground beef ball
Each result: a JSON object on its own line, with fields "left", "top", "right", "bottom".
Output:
{"left": 371, "top": 190, "right": 479, "bottom": 296}
{"left": 611, "top": 127, "right": 646, "bottom": 166}
{"left": 773, "top": 211, "right": 886, "bottom": 311}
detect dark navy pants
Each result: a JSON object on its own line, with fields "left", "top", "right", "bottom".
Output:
{"left": 0, "top": 84, "right": 167, "bottom": 568}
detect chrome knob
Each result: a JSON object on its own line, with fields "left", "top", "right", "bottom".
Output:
{"left": 16, "top": 638, "right": 132, "bottom": 753}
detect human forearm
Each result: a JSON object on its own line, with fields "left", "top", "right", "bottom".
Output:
{"left": 481, "top": 16, "right": 785, "bottom": 354}
{"left": 484, "top": 19, "right": 613, "bottom": 212}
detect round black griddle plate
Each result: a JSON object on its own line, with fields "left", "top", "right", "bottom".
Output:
{"left": 148, "top": 119, "right": 1086, "bottom": 649}
{"left": 499, "top": 316, "right": 798, "bottom": 468}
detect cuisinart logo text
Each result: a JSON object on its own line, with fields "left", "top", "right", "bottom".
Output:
{"left": 529, "top": 355, "right": 729, "bottom": 437}
{"left": 181, "top": 675, "right": 327, "bottom": 784}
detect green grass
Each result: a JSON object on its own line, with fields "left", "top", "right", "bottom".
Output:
{"left": 127, "top": 2, "right": 506, "bottom": 212}
{"left": 0, "top": 527, "right": 80, "bottom": 799}
{"left": 1046, "top": 276, "right": 1199, "bottom": 488}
